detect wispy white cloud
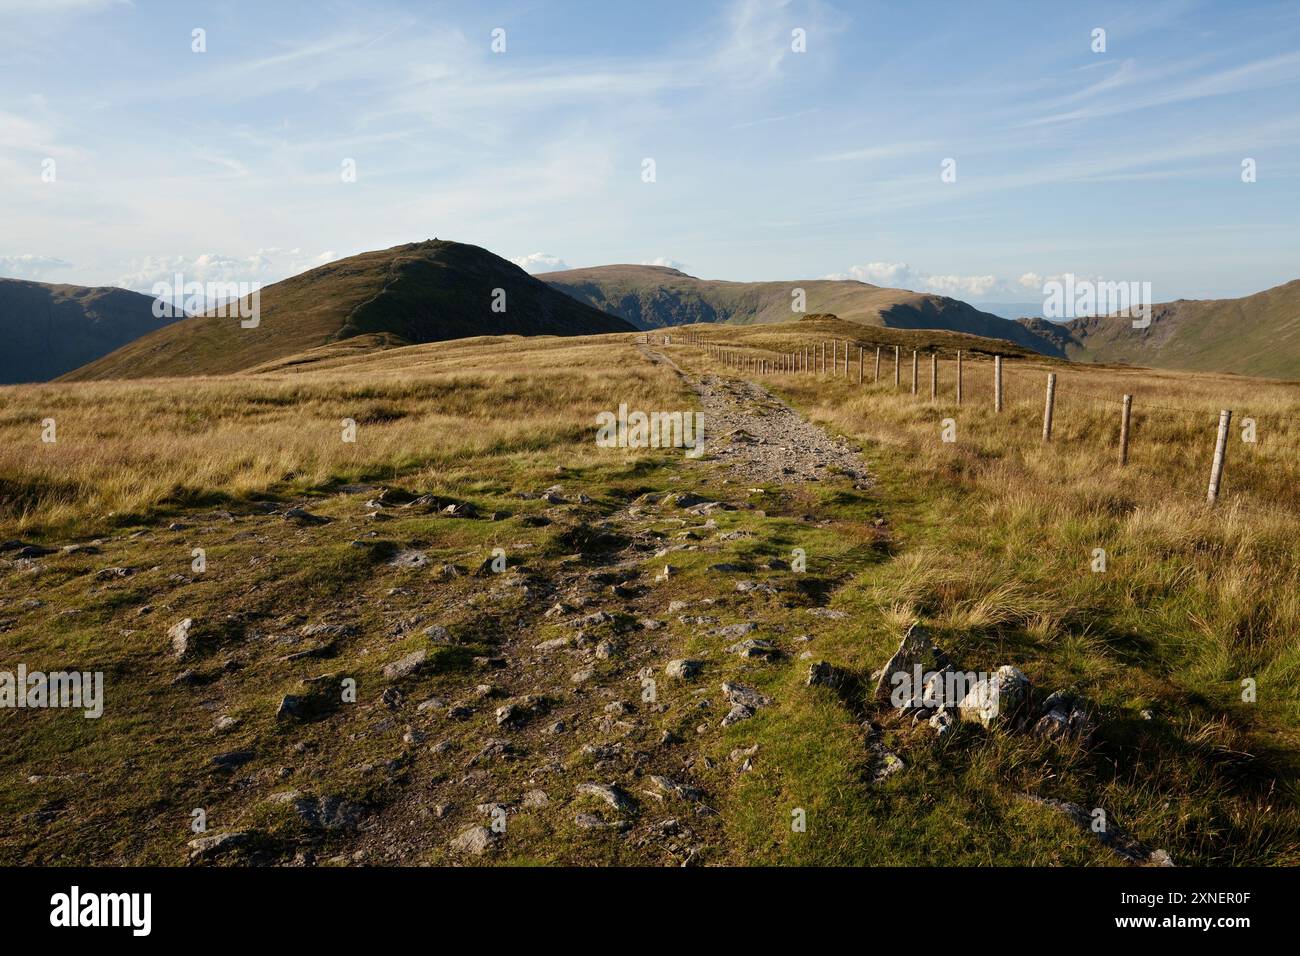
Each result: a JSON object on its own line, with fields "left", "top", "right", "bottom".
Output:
{"left": 1019, "top": 50, "right": 1300, "bottom": 127}
{"left": 115, "top": 250, "right": 339, "bottom": 296}
{"left": 825, "top": 262, "right": 1000, "bottom": 299}
{"left": 512, "top": 252, "right": 570, "bottom": 274}
{"left": 0, "top": 255, "right": 73, "bottom": 280}
{"left": 643, "top": 257, "right": 688, "bottom": 271}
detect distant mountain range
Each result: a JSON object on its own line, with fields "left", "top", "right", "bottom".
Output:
{"left": 1016, "top": 280, "right": 1300, "bottom": 380}
{"left": 0, "top": 243, "right": 1294, "bottom": 383}
{"left": 0, "top": 279, "right": 180, "bottom": 384}
{"left": 62, "top": 241, "right": 636, "bottom": 381}
{"left": 541, "top": 264, "right": 1061, "bottom": 355}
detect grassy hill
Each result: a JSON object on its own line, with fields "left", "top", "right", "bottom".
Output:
{"left": 0, "top": 279, "right": 180, "bottom": 384}
{"left": 1, "top": 327, "right": 1296, "bottom": 866}
{"left": 542, "top": 264, "right": 1062, "bottom": 355}
{"left": 63, "top": 241, "right": 635, "bottom": 381}
{"left": 1018, "top": 280, "right": 1300, "bottom": 380}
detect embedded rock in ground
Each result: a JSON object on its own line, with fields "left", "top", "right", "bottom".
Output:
{"left": 872, "top": 751, "right": 905, "bottom": 782}
{"left": 284, "top": 507, "right": 329, "bottom": 525}
{"left": 389, "top": 550, "right": 429, "bottom": 569}
{"left": 872, "top": 623, "right": 950, "bottom": 705}
{"left": 928, "top": 708, "right": 956, "bottom": 736}
{"left": 720, "top": 703, "right": 755, "bottom": 726}
{"left": 806, "top": 660, "right": 850, "bottom": 690}
{"left": 721, "top": 681, "right": 772, "bottom": 709}
{"left": 1033, "top": 690, "right": 1095, "bottom": 744}
{"left": 495, "top": 695, "right": 547, "bottom": 726}
{"left": 649, "top": 775, "right": 705, "bottom": 802}
{"left": 187, "top": 831, "right": 253, "bottom": 862}
{"left": 712, "top": 622, "right": 756, "bottom": 639}
{"left": 957, "top": 665, "right": 1031, "bottom": 729}
{"left": 275, "top": 681, "right": 338, "bottom": 723}
{"left": 269, "top": 792, "right": 363, "bottom": 831}
{"left": 727, "top": 638, "right": 778, "bottom": 660}
{"left": 665, "top": 659, "right": 703, "bottom": 680}
{"left": 382, "top": 649, "right": 428, "bottom": 681}
{"left": 450, "top": 825, "right": 497, "bottom": 856}
{"left": 169, "top": 618, "right": 196, "bottom": 659}
{"left": 576, "top": 782, "right": 636, "bottom": 814}
{"left": 1014, "top": 793, "right": 1174, "bottom": 866}
{"left": 423, "top": 624, "right": 452, "bottom": 643}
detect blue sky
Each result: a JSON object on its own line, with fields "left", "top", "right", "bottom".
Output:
{"left": 2, "top": 0, "right": 1298, "bottom": 309}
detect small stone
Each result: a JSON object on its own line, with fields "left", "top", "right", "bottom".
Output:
{"left": 168, "top": 618, "right": 195, "bottom": 659}
{"left": 712, "top": 622, "right": 756, "bottom": 639}
{"left": 721, "top": 681, "right": 772, "bottom": 709}
{"left": 806, "top": 660, "right": 849, "bottom": 689}
{"left": 213, "top": 715, "right": 240, "bottom": 734}
{"left": 423, "top": 624, "right": 452, "bottom": 643}
{"left": 188, "top": 831, "right": 252, "bottom": 861}
{"left": 720, "top": 703, "right": 754, "bottom": 727}
{"left": 495, "top": 695, "right": 547, "bottom": 726}
{"left": 665, "top": 659, "right": 703, "bottom": 680}
{"left": 957, "top": 665, "right": 1031, "bottom": 729}
{"left": 649, "top": 775, "right": 704, "bottom": 802}
{"left": 928, "top": 709, "right": 955, "bottom": 736}
{"left": 727, "top": 638, "right": 777, "bottom": 659}
{"left": 449, "top": 825, "right": 497, "bottom": 856}
{"left": 576, "top": 782, "right": 635, "bottom": 813}
{"left": 872, "top": 752, "right": 905, "bottom": 782}
{"left": 382, "top": 649, "right": 428, "bottom": 681}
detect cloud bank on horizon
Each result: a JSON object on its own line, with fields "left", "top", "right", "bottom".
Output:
{"left": 1, "top": 0, "right": 1298, "bottom": 305}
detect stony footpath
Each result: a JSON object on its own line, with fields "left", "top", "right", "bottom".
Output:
{"left": 1, "top": 351, "right": 1171, "bottom": 867}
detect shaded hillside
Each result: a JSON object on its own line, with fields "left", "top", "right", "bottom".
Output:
{"left": 63, "top": 241, "right": 635, "bottom": 381}
{"left": 542, "top": 264, "right": 1062, "bottom": 356}
{"left": 1020, "top": 280, "right": 1300, "bottom": 380}
{"left": 0, "top": 279, "right": 179, "bottom": 384}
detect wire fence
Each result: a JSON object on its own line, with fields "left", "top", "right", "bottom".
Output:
{"left": 657, "top": 330, "right": 1299, "bottom": 515}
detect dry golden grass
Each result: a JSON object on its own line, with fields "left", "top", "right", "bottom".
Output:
{"left": 687, "top": 320, "right": 1300, "bottom": 725}
{"left": 0, "top": 333, "right": 678, "bottom": 533}
{"left": 2, "top": 324, "right": 1296, "bottom": 865}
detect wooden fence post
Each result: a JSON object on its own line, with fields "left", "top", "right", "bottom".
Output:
{"left": 1119, "top": 394, "right": 1132, "bottom": 465}
{"left": 956, "top": 350, "right": 963, "bottom": 405}
{"left": 930, "top": 352, "right": 937, "bottom": 401}
{"left": 874, "top": 346, "right": 881, "bottom": 383}
{"left": 911, "top": 350, "right": 918, "bottom": 396}
{"left": 1207, "top": 409, "right": 1232, "bottom": 505}
{"left": 894, "top": 346, "right": 900, "bottom": 387}
{"left": 1042, "top": 372, "right": 1056, "bottom": 442}
{"left": 994, "top": 355, "right": 1003, "bottom": 412}
{"left": 858, "top": 346, "right": 863, "bottom": 384}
